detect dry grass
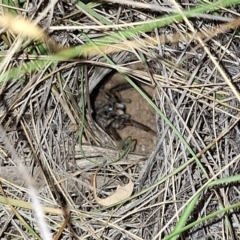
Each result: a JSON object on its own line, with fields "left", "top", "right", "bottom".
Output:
{"left": 1, "top": 0, "right": 240, "bottom": 239}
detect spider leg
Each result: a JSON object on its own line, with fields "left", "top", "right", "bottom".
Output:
{"left": 110, "top": 113, "right": 131, "bottom": 130}
{"left": 122, "top": 119, "right": 156, "bottom": 134}
{"left": 109, "top": 83, "right": 133, "bottom": 103}
{"left": 106, "top": 125, "right": 122, "bottom": 141}
{"left": 110, "top": 82, "right": 133, "bottom": 94}
{"left": 114, "top": 92, "right": 131, "bottom": 104}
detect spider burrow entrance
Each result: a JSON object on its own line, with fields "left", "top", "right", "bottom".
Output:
{"left": 91, "top": 70, "right": 157, "bottom": 154}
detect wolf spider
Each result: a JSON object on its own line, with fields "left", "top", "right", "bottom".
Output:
{"left": 93, "top": 83, "right": 154, "bottom": 141}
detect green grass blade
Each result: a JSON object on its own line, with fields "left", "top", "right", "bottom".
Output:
{"left": 2, "top": 0, "right": 240, "bottom": 82}
{"left": 165, "top": 174, "right": 240, "bottom": 239}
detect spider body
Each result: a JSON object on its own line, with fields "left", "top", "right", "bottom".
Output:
{"left": 94, "top": 83, "right": 154, "bottom": 140}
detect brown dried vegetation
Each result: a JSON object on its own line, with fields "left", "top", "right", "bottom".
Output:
{"left": 1, "top": 1, "right": 240, "bottom": 239}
